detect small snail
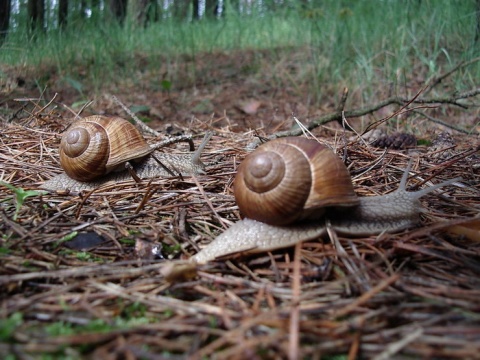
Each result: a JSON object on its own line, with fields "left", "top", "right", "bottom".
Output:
{"left": 192, "top": 137, "right": 460, "bottom": 263}
{"left": 42, "top": 116, "right": 212, "bottom": 191}
{"left": 59, "top": 115, "right": 153, "bottom": 181}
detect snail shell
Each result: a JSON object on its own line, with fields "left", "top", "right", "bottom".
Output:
{"left": 59, "top": 116, "right": 153, "bottom": 182}
{"left": 234, "top": 137, "right": 359, "bottom": 225}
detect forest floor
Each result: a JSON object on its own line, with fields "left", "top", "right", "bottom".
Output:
{"left": 1, "top": 48, "right": 480, "bottom": 359}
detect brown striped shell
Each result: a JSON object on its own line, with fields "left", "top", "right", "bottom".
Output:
{"left": 234, "top": 137, "right": 359, "bottom": 226}
{"left": 59, "top": 116, "right": 153, "bottom": 182}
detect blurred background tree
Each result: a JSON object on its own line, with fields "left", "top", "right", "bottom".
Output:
{"left": 27, "top": 0, "right": 45, "bottom": 34}
{"left": 0, "top": 0, "right": 11, "bottom": 45}
{"left": 0, "top": 0, "right": 478, "bottom": 105}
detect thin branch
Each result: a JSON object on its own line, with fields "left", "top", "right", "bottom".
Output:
{"left": 413, "top": 110, "right": 472, "bottom": 134}
{"left": 362, "top": 85, "right": 427, "bottom": 134}
{"left": 288, "top": 242, "right": 301, "bottom": 360}
{"left": 246, "top": 86, "right": 480, "bottom": 149}
{"left": 112, "top": 95, "right": 161, "bottom": 137}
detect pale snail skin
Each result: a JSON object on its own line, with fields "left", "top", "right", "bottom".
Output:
{"left": 42, "top": 115, "right": 211, "bottom": 192}
{"left": 191, "top": 137, "right": 459, "bottom": 264}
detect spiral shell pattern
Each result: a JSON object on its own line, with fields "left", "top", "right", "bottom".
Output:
{"left": 234, "top": 137, "right": 359, "bottom": 226}
{"left": 59, "top": 116, "right": 152, "bottom": 182}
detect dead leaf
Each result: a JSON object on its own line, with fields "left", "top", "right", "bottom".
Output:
{"left": 159, "top": 261, "right": 198, "bottom": 283}
{"left": 236, "top": 99, "right": 262, "bottom": 115}
{"left": 446, "top": 218, "right": 480, "bottom": 242}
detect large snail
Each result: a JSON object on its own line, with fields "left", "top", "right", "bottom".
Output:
{"left": 191, "top": 137, "right": 460, "bottom": 263}
{"left": 42, "top": 115, "right": 212, "bottom": 191}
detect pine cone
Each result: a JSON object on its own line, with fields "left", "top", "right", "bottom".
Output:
{"left": 371, "top": 132, "right": 417, "bottom": 149}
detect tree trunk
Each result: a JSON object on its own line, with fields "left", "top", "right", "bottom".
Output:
{"left": 192, "top": 0, "right": 200, "bottom": 20}
{"left": 58, "top": 0, "right": 68, "bottom": 28}
{"left": 204, "top": 0, "right": 215, "bottom": 18}
{"left": 171, "top": 0, "right": 191, "bottom": 21}
{"left": 228, "top": 0, "right": 239, "bottom": 14}
{"left": 0, "top": 0, "right": 11, "bottom": 45}
{"left": 134, "top": 0, "right": 158, "bottom": 27}
{"left": 27, "top": 0, "right": 45, "bottom": 34}
{"left": 109, "top": 0, "right": 128, "bottom": 25}
{"left": 204, "top": 0, "right": 218, "bottom": 18}
{"left": 88, "top": 0, "right": 102, "bottom": 20}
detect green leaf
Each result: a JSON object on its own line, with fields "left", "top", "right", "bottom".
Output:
{"left": 64, "top": 76, "right": 84, "bottom": 95}
{"left": 0, "top": 181, "right": 47, "bottom": 221}
{"left": 161, "top": 79, "right": 172, "bottom": 91}
{"left": 0, "top": 313, "right": 23, "bottom": 341}
{"left": 55, "top": 231, "right": 79, "bottom": 247}
{"left": 129, "top": 105, "right": 150, "bottom": 113}
{"left": 71, "top": 100, "right": 91, "bottom": 109}
{"left": 45, "top": 321, "right": 75, "bottom": 336}
{"left": 0, "top": 247, "right": 11, "bottom": 255}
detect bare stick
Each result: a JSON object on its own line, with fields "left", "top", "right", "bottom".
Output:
{"left": 413, "top": 110, "right": 472, "bottom": 134}
{"left": 148, "top": 135, "right": 195, "bottom": 152}
{"left": 246, "top": 85, "right": 480, "bottom": 149}
{"left": 112, "top": 95, "right": 161, "bottom": 137}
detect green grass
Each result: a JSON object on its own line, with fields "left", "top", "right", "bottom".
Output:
{"left": 0, "top": 312, "right": 23, "bottom": 342}
{"left": 0, "top": 0, "right": 478, "bottom": 100}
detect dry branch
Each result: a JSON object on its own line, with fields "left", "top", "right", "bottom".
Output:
{"left": 246, "top": 59, "right": 480, "bottom": 149}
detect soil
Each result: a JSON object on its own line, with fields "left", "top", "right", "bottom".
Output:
{"left": 0, "top": 49, "right": 479, "bottom": 359}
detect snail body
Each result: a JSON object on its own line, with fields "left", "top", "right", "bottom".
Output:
{"left": 192, "top": 137, "right": 459, "bottom": 263}
{"left": 43, "top": 116, "right": 212, "bottom": 191}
